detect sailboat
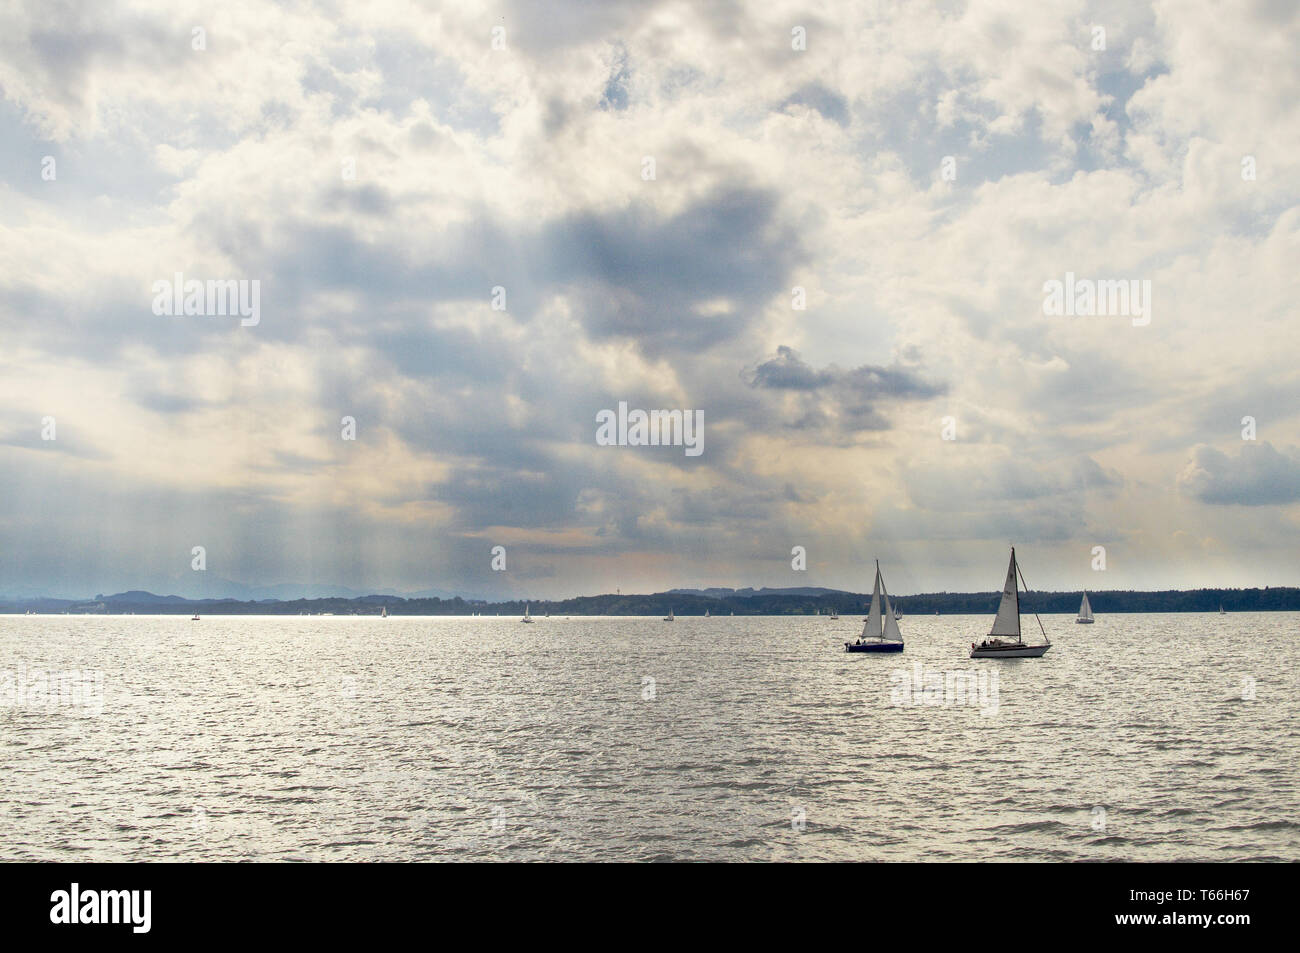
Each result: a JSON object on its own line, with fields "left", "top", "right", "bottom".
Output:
{"left": 381, "top": 605, "right": 388, "bottom": 619}
{"left": 1076, "top": 592, "right": 1094, "bottom": 624}
{"left": 704, "top": 609, "right": 710, "bottom": 617}
{"left": 829, "top": 607, "right": 839, "bottom": 620}
{"left": 845, "top": 561, "right": 904, "bottom": 653}
{"left": 1219, "top": 604, "right": 1226, "bottom": 615}
{"left": 664, "top": 608, "right": 675, "bottom": 622}
{"left": 521, "top": 603, "right": 533, "bottom": 623}
{"left": 970, "top": 547, "right": 1050, "bottom": 658}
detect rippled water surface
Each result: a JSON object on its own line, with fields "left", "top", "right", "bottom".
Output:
{"left": 2, "top": 613, "right": 1297, "bottom": 861}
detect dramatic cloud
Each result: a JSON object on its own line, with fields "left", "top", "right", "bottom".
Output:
{"left": 2, "top": 1, "right": 1299, "bottom": 598}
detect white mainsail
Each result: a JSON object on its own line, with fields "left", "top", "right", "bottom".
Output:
{"left": 1077, "top": 592, "right": 1093, "bottom": 623}
{"left": 859, "top": 561, "right": 902, "bottom": 643}
{"left": 861, "top": 563, "right": 883, "bottom": 640}
{"left": 989, "top": 549, "right": 1021, "bottom": 638}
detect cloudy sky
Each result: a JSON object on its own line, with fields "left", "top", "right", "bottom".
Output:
{"left": 2, "top": 0, "right": 1299, "bottom": 600}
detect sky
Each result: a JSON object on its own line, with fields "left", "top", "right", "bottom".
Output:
{"left": 2, "top": 0, "right": 1299, "bottom": 600}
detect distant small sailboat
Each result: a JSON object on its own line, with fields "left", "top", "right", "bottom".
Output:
{"left": 1076, "top": 592, "right": 1094, "bottom": 624}
{"left": 191, "top": 614, "right": 200, "bottom": 621}
{"left": 664, "top": 608, "right": 675, "bottom": 622}
{"left": 970, "top": 547, "right": 1050, "bottom": 658}
{"left": 521, "top": 603, "right": 533, "bottom": 623}
{"left": 846, "top": 561, "right": 904, "bottom": 653}
{"left": 1219, "top": 604, "right": 1226, "bottom": 615}
{"left": 829, "top": 607, "right": 839, "bottom": 620}
{"left": 381, "top": 605, "right": 388, "bottom": 618}
{"left": 704, "top": 609, "right": 710, "bottom": 617}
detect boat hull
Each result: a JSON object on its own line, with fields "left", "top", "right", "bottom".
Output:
{"left": 846, "top": 641, "right": 904, "bottom": 653}
{"left": 1075, "top": 619, "right": 1093, "bottom": 624}
{"left": 970, "top": 642, "right": 1049, "bottom": 658}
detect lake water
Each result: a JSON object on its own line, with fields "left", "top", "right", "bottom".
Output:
{"left": 2, "top": 613, "right": 1296, "bottom": 861}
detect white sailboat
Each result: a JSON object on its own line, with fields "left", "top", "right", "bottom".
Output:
{"left": 829, "top": 607, "right": 839, "bottom": 620}
{"left": 845, "top": 561, "right": 904, "bottom": 653}
{"left": 1219, "top": 604, "right": 1226, "bottom": 615}
{"left": 664, "top": 608, "right": 674, "bottom": 622}
{"left": 704, "top": 609, "right": 710, "bottom": 617}
{"left": 1076, "top": 592, "right": 1093, "bottom": 624}
{"left": 971, "top": 547, "right": 1050, "bottom": 658}
{"left": 521, "top": 603, "right": 533, "bottom": 623}
{"left": 381, "top": 605, "right": 388, "bottom": 618}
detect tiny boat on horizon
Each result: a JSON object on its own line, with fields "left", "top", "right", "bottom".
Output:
{"left": 664, "top": 608, "right": 674, "bottom": 622}
{"left": 522, "top": 603, "right": 533, "bottom": 623}
{"left": 1076, "top": 592, "right": 1094, "bottom": 624}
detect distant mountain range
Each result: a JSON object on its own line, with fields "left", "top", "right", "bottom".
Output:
{"left": 4, "top": 587, "right": 1299, "bottom": 615}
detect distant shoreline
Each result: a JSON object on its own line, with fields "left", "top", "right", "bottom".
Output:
{"left": 4, "top": 586, "right": 1297, "bottom": 616}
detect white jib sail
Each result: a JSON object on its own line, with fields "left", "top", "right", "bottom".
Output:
{"left": 862, "top": 563, "right": 882, "bottom": 640}
{"left": 989, "top": 550, "right": 1021, "bottom": 638}
{"left": 881, "top": 575, "right": 902, "bottom": 642}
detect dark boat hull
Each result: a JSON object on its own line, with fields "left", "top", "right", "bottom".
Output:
{"left": 970, "top": 641, "right": 1049, "bottom": 658}
{"left": 846, "top": 641, "right": 904, "bottom": 653}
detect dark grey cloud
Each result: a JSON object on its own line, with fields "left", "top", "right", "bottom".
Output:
{"left": 220, "top": 182, "right": 804, "bottom": 359}
{"left": 748, "top": 346, "right": 833, "bottom": 390}
{"left": 743, "top": 346, "right": 946, "bottom": 434}
{"left": 747, "top": 346, "right": 944, "bottom": 400}
{"left": 1178, "top": 442, "right": 1300, "bottom": 505}
{"left": 546, "top": 185, "right": 804, "bottom": 353}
